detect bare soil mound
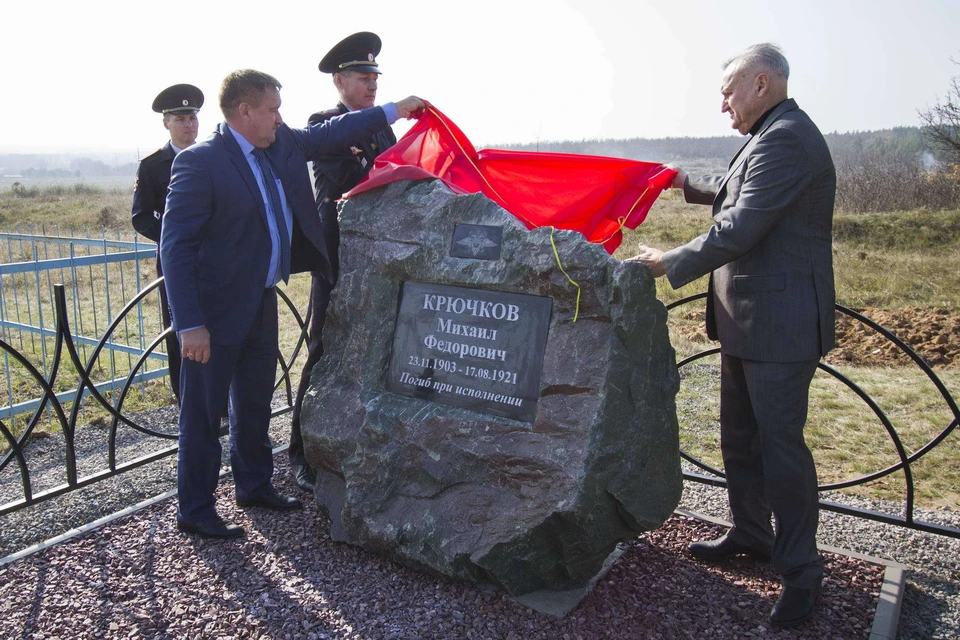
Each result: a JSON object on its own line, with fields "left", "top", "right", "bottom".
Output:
{"left": 830, "top": 307, "right": 960, "bottom": 368}
{"left": 673, "top": 306, "right": 960, "bottom": 368}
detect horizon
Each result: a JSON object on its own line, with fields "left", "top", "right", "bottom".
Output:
{"left": 0, "top": 123, "right": 932, "bottom": 164}
{"left": 2, "top": 0, "right": 957, "bottom": 154}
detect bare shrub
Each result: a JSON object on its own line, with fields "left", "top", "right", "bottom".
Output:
{"left": 918, "top": 60, "right": 960, "bottom": 165}
{"left": 96, "top": 206, "right": 118, "bottom": 228}
{"left": 835, "top": 146, "right": 960, "bottom": 212}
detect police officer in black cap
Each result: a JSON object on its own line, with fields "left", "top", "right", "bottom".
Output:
{"left": 131, "top": 83, "right": 204, "bottom": 404}
{"left": 288, "top": 32, "right": 398, "bottom": 491}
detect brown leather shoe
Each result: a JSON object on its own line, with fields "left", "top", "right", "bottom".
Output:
{"left": 236, "top": 484, "right": 303, "bottom": 511}
{"left": 687, "top": 534, "right": 771, "bottom": 562}
{"left": 770, "top": 585, "right": 819, "bottom": 628}
{"left": 176, "top": 515, "right": 245, "bottom": 539}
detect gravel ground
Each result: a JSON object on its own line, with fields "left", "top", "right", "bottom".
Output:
{"left": 0, "top": 401, "right": 293, "bottom": 558}
{"left": 0, "top": 404, "right": 958, "bottom": 639}
{"left": 682, "top": 479, "right": 960, "bottom": 639}
{"left": 1, "top": 457, "right": 884, "bottom": 640}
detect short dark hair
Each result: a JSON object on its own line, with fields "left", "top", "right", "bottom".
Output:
{"left": 219, "top": 69, "right": 282, "bottom": 118}
{"left": 163, "top": 111, "right": 196, "bottom": 123}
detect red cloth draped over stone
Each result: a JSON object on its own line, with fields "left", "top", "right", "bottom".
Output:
{"left": 346, "top": 103, "right": 677, "bottom": 253}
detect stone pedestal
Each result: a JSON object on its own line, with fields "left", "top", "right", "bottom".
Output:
{"left": 300, "top": 179, "right": 681, "bottom": 616}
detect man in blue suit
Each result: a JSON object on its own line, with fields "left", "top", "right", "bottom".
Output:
{"left": 630, "top": 44, "right": 835, "bottom": 628}
{"left": 161, "top": 68, "right": 423, "bottom": 539}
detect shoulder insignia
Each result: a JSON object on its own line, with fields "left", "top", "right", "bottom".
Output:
{"left": 140, "top": 147, "right": 165, "bottom": 162}
{"left": 309, "top": 108, "right": 342, "bottom": 126}
{"left": 133, "top": 174, "right": 139, "bottom": 192}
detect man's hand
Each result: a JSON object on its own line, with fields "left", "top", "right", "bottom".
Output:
{"left": 395, "top": 96, "right": 426, "bottom": 119}
{"left": 667, "top": 164, "right": 687, "bottom": 190}
{"left": 625, "top": 243, "right": 666, "bottom": 278}
{"left": 180, "top": 326, "right": 211, "bottom": 364}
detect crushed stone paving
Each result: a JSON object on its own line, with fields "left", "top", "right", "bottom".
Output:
{"left": 0, "top": 407, "right": 957, "bottom": 638}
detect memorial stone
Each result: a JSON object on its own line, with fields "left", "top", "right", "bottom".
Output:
{"left": 300, "top": 179, "right": 682, "bottom": 616}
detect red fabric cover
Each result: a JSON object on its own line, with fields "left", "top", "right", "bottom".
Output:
{"left": 347, "top": 103, "right": 676, "bottom": 253}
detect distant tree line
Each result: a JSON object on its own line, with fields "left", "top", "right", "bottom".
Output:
{"left": 7, "top": 182, "right": 106, "bottom": 198}
{"left": 0, "top": 154, "right": 137, "bottom": 179}
{"left": 500, "top": 126, "right": 960, "bottom": 212}
{"left": 20, "top": 167, "right": 80, "bottom": 179}
{"left": 4, "top": 122, "right": 959, "bottom": 213}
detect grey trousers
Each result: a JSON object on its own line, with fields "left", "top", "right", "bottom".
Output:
{"left": 720, "top": 353, "right": 823, "bottom": 589}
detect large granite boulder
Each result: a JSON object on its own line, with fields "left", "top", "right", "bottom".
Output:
{"left": 300, "top": 179, "right": 681, "bottom": 616}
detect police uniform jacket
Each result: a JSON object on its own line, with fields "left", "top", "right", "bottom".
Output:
{"left": 131, "top": 141, "right": 175, "bottom": 244}
{"left": 308, "top": 102, "right": 396, "bottom": 278}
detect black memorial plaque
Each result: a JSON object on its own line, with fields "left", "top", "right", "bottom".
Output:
{"left": 387, "top": 282, "right": 552, "bottom": 422}
{"left": 449, "top": 224, "right": 503, "bottom": 260}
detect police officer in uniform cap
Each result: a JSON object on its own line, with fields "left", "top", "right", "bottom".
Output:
{"left": 131, "top": 83, "right": 204, "bottom": 404}
{"left": 288, "top": 32, "right": 398, "bottom": 491}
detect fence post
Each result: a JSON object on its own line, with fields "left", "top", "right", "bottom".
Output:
{"left": 101, "top": 231, "right": 117, "bottom": 408}
{"left": 132, "top": 231, "right": 147, "bottom": 399}
{"left": 0, "top": 274, "right": 14, "bottom": 428}
{"left": 32, "top": 246, "right": 48, "bottom": 376}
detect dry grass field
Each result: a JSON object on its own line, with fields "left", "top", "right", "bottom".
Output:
{"left": 3, "top": 185, "right": 959, "bottom": 510}
{"left": 0, "top": 186, "right": 313, "bottom": 439}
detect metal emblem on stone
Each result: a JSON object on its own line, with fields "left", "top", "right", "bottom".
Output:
{"left": 450, "top": 223, "right": 502, "bottom": 260}
{"left": 300, "top": 180, "right": 681, "bottom": 617}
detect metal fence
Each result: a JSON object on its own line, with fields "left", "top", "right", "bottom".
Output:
{"left": 669, "top": 292, "right": 960, "bottom": 540}
{"left": 0, "top": 275, "right": 308, "bottom": 516}
{"left": 0, "top": 225, "right": 170, "bottom": 424}
{"left": 1, "top": 242, "right": 958, "bottom": 541}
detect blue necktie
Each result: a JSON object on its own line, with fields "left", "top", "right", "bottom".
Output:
{"left": 252, "top": 147, "right": 291, "bottom": 283}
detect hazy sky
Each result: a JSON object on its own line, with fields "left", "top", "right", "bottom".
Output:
{"left": 2, "top": 0, "right": 958, "bottom": 158}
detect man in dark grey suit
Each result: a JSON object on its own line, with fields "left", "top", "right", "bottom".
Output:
{"left": 630, "top": 43, "right": 835, "bottom": 628}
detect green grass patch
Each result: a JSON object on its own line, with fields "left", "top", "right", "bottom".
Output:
{"left": 833, "top": 209, "right": 960, "bottom": 251}
{"left": 676, "top": 355, "right": 960, "bottom": 510}
{"left": 627, "top": 197, "right": 960, "bottom": 309}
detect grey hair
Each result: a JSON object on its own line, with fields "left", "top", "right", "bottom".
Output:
{"left": 724, "top": 43, "right": 790, "bottom": 80}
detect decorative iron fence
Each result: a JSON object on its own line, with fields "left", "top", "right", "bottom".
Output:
{"left": 0, "top": 226, "right": 169, "bottom": 422}
{"left": 2, "top": 275, "right": 958, "bottom": 542}
{"left": 669, "top": 292, "right": 960, "bottom": 540}
{"left": 0, "top": 280, "right": 308, "bottom": 517}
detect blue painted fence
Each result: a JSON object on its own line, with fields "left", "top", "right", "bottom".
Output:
{"left": 0, "top": 226, "right": 172, "bottom": 421}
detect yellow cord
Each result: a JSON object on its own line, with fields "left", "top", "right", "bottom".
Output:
{"left": 549, "top": 227, "right": 580, "bottom": 322}
{"left": 596, "top": 186, "right": 650, "bottom": 245}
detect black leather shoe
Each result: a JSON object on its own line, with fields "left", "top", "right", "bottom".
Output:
{"left": 687, "top": 534, "right": 772, "bottom": 562}
{"left": 770, "top": 585, "right": 819, "bottom": 628}
{"left": 236, "top": 485, "right": 303, "bottom": 511}
{"left": 176, "top": 515, "right": 245, "bottom": 539}
{"left": 292, "top": 464, "right": 316, "bottom": 492}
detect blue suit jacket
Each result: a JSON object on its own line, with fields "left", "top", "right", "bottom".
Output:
{"left": 160, "top": 107, "right": 389, "bottom": 346}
